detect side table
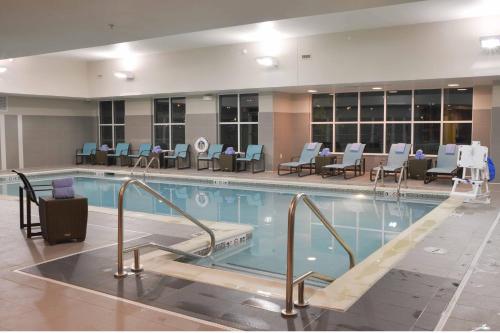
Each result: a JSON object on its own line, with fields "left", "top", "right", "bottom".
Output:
{"left": 219, "top": 154, "right": 237, "bottom": 172}
{"left": 408, "top": 158, "right": 432, "bottom": 180}
{"left": 315, "top": 155, "right": 337, "bottom": 175}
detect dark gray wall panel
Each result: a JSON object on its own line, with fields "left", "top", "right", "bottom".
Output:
{"left": 258, "top": 112, "right": 273, "bottom": 171}
{"left": 491, "top": 107, "right": 500, "bottom": 165}
{"left": 5, "top": 115, "right": 19, "bottom": 169}
{"left": 125, "top": 115, "right": 151, "bottom": 149}
{"left": 185, "top": 113, "right": 217, "bottom": 165}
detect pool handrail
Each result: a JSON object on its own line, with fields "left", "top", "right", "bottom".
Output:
{"left": 281, "top": 193, "right": 356, "bottom": 317}
{"left": 114, "top": 178, "right": 216, "bottom": 278}
{"left": 130, "top": 155, "right": 148, "bottom": 176}
{"left": 143, "top": 156, "right": 160, "bottom": 178}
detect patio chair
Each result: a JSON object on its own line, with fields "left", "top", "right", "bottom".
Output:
{"left": 197, "top": 144, "right": 224, "bottom": 171}
{"left": 165, "top": 144, "right": 191, "bottom": 169}
{"left": 236, "top": 144, "right": 265, "bottom": 173}
{"left": 278, "top": 142, "right": 323, "bottom": 177}
{"left": 107, "top": 143, "right": 130, "bottom": 166}
{"left": 370, "top": 143, "right": 412, "bottom": 182}
{"left": 75, "top": 142, "right": 97, "bottom": 164}
{"left": 128, "top": 143, "right": 152, "bottom": 167}
{"left": 424, "top": 144, "right": 459, "bottom": 184}
{"left": 322, "top": 143, "right": 366, "bottom": 179}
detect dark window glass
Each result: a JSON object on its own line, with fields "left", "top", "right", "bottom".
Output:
{"left": 171, "top": 97, "right": 186, "bottom": 123}
{"left": 360, "top": 91, "right": 384, "bottom": 121}
{"left": 444, "top": 88, "right": 473, "bottom": 121}
{"left": 312, "top": 94, "right": 333, "bottom": 122}
{"left": 336, "top": 93, "right": 358, "bottom": 122}
{"left": 387, "top": 90, "right": 412, "bottom": 121}
{"left": 154, "top": 99, "right": 170, "bottom": 123}
{"left": 113, "top": 100, "right": 125, "bottom": 124}
{"left": 240, "top": 124, "right": 258, "bottom": 152}
{"left": 154, "top": 125, "right": 169, "bottom": 150}
{"left": 99, "top": 101, "right": 112, "bottom": 124}
{"left": 240, "top": 94, "right": 259, "bottom": 122}
{"left": 220, "top": 124, "right": 238, "bottom": 149}
{"left": 114, "top": 126, "right": 125, "bottom": 145}
{"left": 414, "top": 123, "right": 440, "bottom": 154}
{"left": 386, "top": 124, "right": 411, "bottom": 152}
{"left": 172, "top": 125, "right": 185, "bottom": 147}
{"left": 220, "top": 95, "right": 238, "bottom": 122}
{"left": 360, "top": 124, "right": 383, "bottom": 153}
{"left": 312, "top": 124, "right": 333, "bottom": 150}
{"left": 443, "top": 123, "right": 472, "bottom": 145}
{"left": 100, "top": 126, "right": 113, "bottom": 147}
{"left": 335, "top": 124, "right": 357, "bottom": 152}
{"left": 414, "top": 89, "right": 441, "bottom": 121}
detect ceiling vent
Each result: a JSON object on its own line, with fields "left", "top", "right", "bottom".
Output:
{"left": 301, "top": 54, "right": 312, "bottom": 60}
{"left": 0, "top": 96, "right": 6, "bottom": 112}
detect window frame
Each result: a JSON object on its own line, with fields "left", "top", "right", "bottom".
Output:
{"left": 98, "top": 100, "right": 125, "bottom": 148}
{"left": 218, "top": 93, "right": 259, "bottom": 152}
{"left": 152, "top": 97, "right": 186, "bottom": 151}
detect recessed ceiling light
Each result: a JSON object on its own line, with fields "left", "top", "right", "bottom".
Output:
{"left": 307, "top": 257, "right": 317, "bottom": 261}
{"left": 447, "top": 83, "right": 459, "bottom": 87}
{"left": 388, "top": 90, "right": 398, "bottom": 94}
{"left": 480, "top": 36, "right": 500, "bottom": 50}
{"left": 372, "top": 87, "right": 383, "bottom": 90}
{"left": 114, "top": 71, "right": 134, "bottom": 80}
{"left": 0, "top": 67, "right": 7, "bottom": 73}
{"left": 307, "top": 89, "right": 317, "bottom": 93}
{"left": 255, "top": 56, "right": 278, "bottom": 67}
{"left": 457, "top": 88, "right": 468, "bottom": 91}
{"left": 8, "top": 59, "right": 13, "bottom": 62}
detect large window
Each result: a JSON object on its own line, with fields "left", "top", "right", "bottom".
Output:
{"left": 219, "top": 94, "right": 258, "bottom": 152}
{"left": 99, "top": 100, "right": 125, "bottom": 147}
{"left": 153, "top": 97, "right": 186, "bottom": 150}
{"left": 310, "top": 88, "right": 473, "bottom": 155}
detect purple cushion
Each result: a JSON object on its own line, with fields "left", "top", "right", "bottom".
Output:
{"left": 52, "top": 187, "right": 75, "bottom": 199}
{"left": 52, "top": 178, "right": 74, "bottom": 188}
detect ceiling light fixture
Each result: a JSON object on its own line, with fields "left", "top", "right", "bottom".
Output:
{"left": 457, "top": 88, "right": 468, "bottom": 91}
{"left": 447, "top": 83, "right": 459, "bottom": 87}
{"left": 0, "top": 67, "right": 7, "bottom": 73}
{"left": 372, "top": 87, "right": 383, "bottom": 90}
{"left": 480, "top": 36, "right": 500, "bottom": 50}
{"left": 255, "top": 56, "right": 278, "bottom": 68}
{"left": 307, "top": 89, "right": 317, "bottom": 93}
{"left": 114, "top": 71, "right": 134, "bottom": 80}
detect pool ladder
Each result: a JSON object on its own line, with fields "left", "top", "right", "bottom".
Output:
{"left": 281, "top": 193, "right": 356, "bottom": 317}
{"left": 372, "top": 161, "right": 408, "bottom": 198}
{"left": 130, "top": 156, "right": 160, "bottom": 179}
{"left": 114, "top": 178, "right": 216, "bottom": 278}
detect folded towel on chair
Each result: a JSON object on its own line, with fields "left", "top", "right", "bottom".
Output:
{"left": 99, "top": 144, "right": 110, "bottom": 152}
{"left": 225, "top": 147, "right": 235, "bottom": 155}
{"left": 306, "top": 142, "right": 318, "bottom": 150}
{"left": 53, "top": 186, "right": 75, "bottom": 199}
{"left": 52, "top": 178, "right": 74, "bottom": 188}
{"left": 395, "top": 143, "right": 406, "bottom": 153}
{"left": 320, "top": 148, "right": 331, "bottom": 156}
{"left": 152, "top": 145, "right": 162, "bottom": 153}
{"left": 445, "top": 144, "right": 456, "bottom": 155}
{"left": 350, "top": 143, "right": 361, "bottom": 152}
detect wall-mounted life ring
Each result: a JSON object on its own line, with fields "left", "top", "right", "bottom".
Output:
{"left": 195, "top": 191, "right": 209, "bottom": 207}
{"left": 194, "top": 137, "right": 209, "bottom": 153}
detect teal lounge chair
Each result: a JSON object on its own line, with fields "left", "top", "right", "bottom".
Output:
{"left": 197, "top": 144, "right": 224, "bottom": 171}
{"left": 322, "top": 143, "right": 366, "bottom": 179}
{"left": 370, "top": 143, "right": 411, "bottom": 182}
{"left": 128, "top": 143, "right": 152, "bottom": 167}
{"left": 165, "top": 144, "right": 191, "bottom": 169}
{"left": 75, "top": 142, "right": 97, "bottom": 164}
{"left": 236, "top": 144, "right": 264, "bottom": 173}
{"left": 278, "top": 143, "right": 323, "bottom": 177}
{"left": 107, "top": 143, "right": 130, "bottom": 166}
{"left": 424, "top": 144, "right": 459, "bottom": 184}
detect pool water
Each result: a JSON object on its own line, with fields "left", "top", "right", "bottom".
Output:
{"left": 2, "top": 173, "right": 441, "bottom": 279}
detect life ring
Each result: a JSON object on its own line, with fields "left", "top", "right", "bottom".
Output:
{"left": 195, "top": 192, "right": 209, "bottom": 207}
{"left": 194, "top": 137, "right": 209, "bottom": 153}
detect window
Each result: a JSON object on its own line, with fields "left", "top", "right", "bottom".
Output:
{"left": 414, "top": 89, "right": 441, "bottom": 121}
{"left": 153, "top": 97, "right": 186, "bottom": 150}
{"left": 311, "top": 94, "right": 334, "bottom": 149}
{"left": 335, "top": 93, "right": 358, "bottom": 122}
{"left": 99, "top": 100, "right": 125, "bottom": 147}
{"left": 360, "top": 124, "right": 383, "bottom": 153}
{"left": 414, "top": 123, "right": 440, "bottom": 154}
{"left": 219, "top": 94, "right": 258, "bottom": 152}
{"left": 360, "top": 91, "right": 384, "bottom": 121}
{"left": 386, "top": 90, "right": 411, "bottom": 121}
{"left": 443, "top": 88, "right": 472, "bottom": 146}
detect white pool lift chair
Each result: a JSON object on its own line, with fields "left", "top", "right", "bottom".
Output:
{"left": 450, "top": 141, "right": 490, "bottom": 204}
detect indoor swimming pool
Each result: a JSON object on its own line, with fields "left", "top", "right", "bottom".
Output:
{"left": 2, "top": 172, "right": 441, "bottom": 279}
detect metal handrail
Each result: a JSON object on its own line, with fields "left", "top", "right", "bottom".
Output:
{"left": 281, "top": 193, "right": 356, "bottom": 317}
{"left": 130, "top": 156, "right": 149, "bottom": 176}
{"left": 373, "top": 162, "right": 384, "bottom": 193}
{"left": 144, "top": 156, "right": 160, "bottom": 178}
{"left": 396, "top": 161, "right": 408, "bottom": 197}
{"left": 114, "top": 178, "right": 216, "bottom": 278}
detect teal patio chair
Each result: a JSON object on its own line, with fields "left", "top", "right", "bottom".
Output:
{"left": 322, "top": 143, "right": 366, "bottom": 179}
{"left": 424, "top": 144, "right": 459, "bottom": 184}
{"left": 197, "top": 144, "right": 224, "bottom": 171}
{"left": 165, "top": 144, "right": 191, "bottom": 169}
{"left": 127, "top": 143, "right": 152, "bottom": 167}
{"left": 370, "top": 143, "right": 411, "bottom": 182}
{"left": 236, "top": 144, "right": 264, "bottom": 173}
{"left": 75, "top": 142, "right": 97, "bottom": 164}
{"left": 278, "top": 142, "right": 323, "bottom": 177}
{"left": 107, "top": 143, "right": 130, "bottom": 166}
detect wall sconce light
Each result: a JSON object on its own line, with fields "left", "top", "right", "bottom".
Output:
{"left": 114, "top": 71, "right": 135, "bottom": 80}
{"left": 480, "top": 36, "right": 500, "bottom": 50}
{"left": 255, "top": 56, "right": 278, "bottom": 68}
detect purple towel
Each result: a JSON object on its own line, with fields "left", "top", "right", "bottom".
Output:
{"left": 100, "top": 144, "right": 110, "bottom": 152}
{"left": 445, "top": 144, "right": 456, "bottom": 155}
{"left": 52, "top": 178, "right": 74, "bottom": 188}
{"left": 320, "top": 148, "right": 331, "bottom": 156}
{"left": 152, "top": 145, "right": 162, "bottom": 153}
{"left": 52, "top": 187, "right": 75, "bottom": 199}
{"left": 225, "top": 147, "right": 235, "bottom": 155}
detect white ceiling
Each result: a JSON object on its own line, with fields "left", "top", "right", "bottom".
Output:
{"left": 46, "top": 0, "right": 500, "bottom": 61}
{"left": 0, "top": 0, "right": 418, "bottom": 60}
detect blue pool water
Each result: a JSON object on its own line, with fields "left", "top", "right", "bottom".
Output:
{"left": 2, "top": 173, "right": 441, "bottom": 279}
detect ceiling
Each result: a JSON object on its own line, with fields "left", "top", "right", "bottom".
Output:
{"left": 44, "top": 0, "right": 500, "bottom": 61}
{"left": 0, "top": 0, "right": 419, "bottom": 60}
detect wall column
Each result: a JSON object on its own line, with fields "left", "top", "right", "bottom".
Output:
{"left": 124, "top": 99, "right": 152, "bottom": 149}
{"left": 491, "top": 82, "right": 500, "bottom": 165}
{"left": 185, "top": 96, "right": 217, "bottom": 166}
{"left": 258, "top": 93, "right": 274, "bottom": 171}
